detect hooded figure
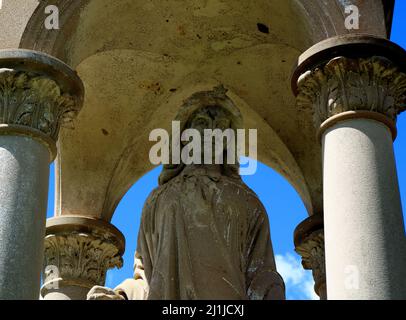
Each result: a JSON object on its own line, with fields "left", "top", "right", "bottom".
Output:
{"left": 87, "top": 86, "right": 285, "bottom": 300}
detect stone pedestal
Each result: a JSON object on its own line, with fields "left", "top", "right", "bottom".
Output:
{"left": 41, "top": 216, "right": 125, "bottom": 300}
{"left": 294, "top": 214, "right": 326, "bottom": 300}
{"left": 293, "top": 35, "right": 406, "bottom": 299}
{"left": 0, "top": 50, "right": 83, "bottom": 300}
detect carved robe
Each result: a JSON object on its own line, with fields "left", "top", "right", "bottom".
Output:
{"left": 116, "top": 164, "right": 285, "bottom": 300}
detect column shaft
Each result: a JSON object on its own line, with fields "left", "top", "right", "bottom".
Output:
{"left": 293, "top": 35, "right": 406, "bottom": 299}
{"left": 0, "top": 136, "right": 49, "bottom": 299}
{"left": 0, "top": 50, "right": 84, "bottom": 299}
{"left": 323, "top": 118, "right": 406, "bottom": 299}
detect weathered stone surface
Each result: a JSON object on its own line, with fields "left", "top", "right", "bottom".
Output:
{"left": 295, "top": 229, "right": 326, "bottom": 300}
{"left": 323, "top": 118, "right": 406, "bottom": 299}
{"left": 0, "top": 0, "right": 401, "bottom": 301}
{"left": 0, "top": 69, "right": 80, "bottom": 142}
{"left": 0, "top": 50, "right": 84, "bottom": 300}
{"left": 41, "top": 216, "right": 125, "bottom": 300}
{"left": 297, "top": 56, "right": 406, "bottom": 128}
{"left": 0, "top": 0, "right": 38, "bottom": 49}
{"left": 293, "top": 35, "right": 406, "bottom": 300}
{"left": 43, "top": 233, "right": 123, "bottom": 288}
{"left": 88, "top": 88, "right": 285, "bottom": 300}
{"left": 0, "top": 135, "right": 49, "bottom": 300}
{"left": 13, "top": 0, "right": 392, "bottom": 224}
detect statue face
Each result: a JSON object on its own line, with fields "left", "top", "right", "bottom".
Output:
{"left": 187, "top": 106, "right": 233, "bottom": 163}
{"left": 189, "top": 106, "right": 231, "bottom": 134}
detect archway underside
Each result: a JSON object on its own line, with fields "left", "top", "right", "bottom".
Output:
{"left": 13, "top": 0, "right": 390, "bottom": 220}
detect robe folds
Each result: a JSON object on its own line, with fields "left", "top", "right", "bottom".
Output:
{"left": 115, "top": 165, "right": 285, "bottom": 300}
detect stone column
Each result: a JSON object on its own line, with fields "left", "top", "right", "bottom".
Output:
{"left": 0, "top": 50, "right": 83, "bottom": 300}
{"left": 41, "top": 216, "right": 125, "bottom": 300}
{"left": 294, "top": 214, "right": 326, "bottom": 300}
{"left": 293, "top": 35, "right": 406, "bottom": 299}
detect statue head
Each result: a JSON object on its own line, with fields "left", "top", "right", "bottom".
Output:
{"left": 188, "top": 105, "right": 232, "bottom": 136}
{"left": 158, "top": 85, "right": 243, "bottom": 185}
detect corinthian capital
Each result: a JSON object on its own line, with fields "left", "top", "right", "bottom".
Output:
{"left": 295, "top": 230, "right": 325, "bottom": 298}
{"left": 0, "top": 70, "right": 80, "bottom": 141}
{"left": 41, "top": 216, "right": 125, "bottom": 298}
{"left": 43, "top": 233, "right": 123, "bottom": 288}
{"left": 0, "top": 50, "right": 84, "bottom": 160}
{"left": 296, "top": 56, "right": 406, "bottom": 129}
{"left": 294, "top": 214, "right": 326, "bottom": 300}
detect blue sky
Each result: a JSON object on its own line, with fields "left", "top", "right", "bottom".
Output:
{"left": 46, "top": 1, "right": 406, "bottom": 300}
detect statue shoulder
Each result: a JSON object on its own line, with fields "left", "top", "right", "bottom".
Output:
{"left": 143, "top": 179, "right": 178, "bottom": 208}
{"left": 144, "top": 186, "right": 162, "bottom": 208}
{"left": 226, "top": 178, "right": 266, "bottom": 206}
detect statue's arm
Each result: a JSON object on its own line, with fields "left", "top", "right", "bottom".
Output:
{"left": 87, "top": 189, "right": 157, "bottom": 301}
{"left": 113, "top": 251, "right": 149, "bottom": 300}
{"left": 87, "top": 285, "right": 126, "bottom": 300}
{"left": 245, "top": 205, "right": 286, "bottom": 300}
{"left": 87, "top": 251, "right": 149, "bottom": 300}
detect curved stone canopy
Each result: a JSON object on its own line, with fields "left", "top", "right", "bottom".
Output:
{"left": 1, "top": 0, "right": 391, "bottom": 221}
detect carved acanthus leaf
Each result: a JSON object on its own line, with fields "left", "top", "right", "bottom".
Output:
{"left": 43, "top": 233, "right": 123, "bottom": 287}
{"left": 295, "top": 230, "right": 325, "bottom": 291}
{"left": 297, "top": 56, "right": 406, "bottom": 128}
{"left": 0, "top": 69, "right": 80, "bottom": 141}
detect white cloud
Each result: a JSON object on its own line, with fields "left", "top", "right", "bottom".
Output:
{"left": 275, "top": 253, "right": 319, "bottom": 300}
{"left": 303, "top": 277, "right": 319, "bottom": 300}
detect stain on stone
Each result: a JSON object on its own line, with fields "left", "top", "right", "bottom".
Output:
{"left": 170, "top": 88, "right": 177, "bottom": 92}
{"left": 139, "top": 81, "right": 162, "bottom": 95}
{"left": 257, "top": 23, "right": 269, "bottom": 34}
{"left": 177, "top": 25, "right": 186, "bottom": 36}
{"left": 237, "top": 61, "right": 242, "bottom": 65}
{"left": 101, "top": 129, "right": 109, "bottom": 136}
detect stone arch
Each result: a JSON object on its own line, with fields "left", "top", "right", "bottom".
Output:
{"left": 19, "top": 0, "right": 390, "bottom": 65}
{"left": 16, "top": 0, "right": 391, "bottom": 223}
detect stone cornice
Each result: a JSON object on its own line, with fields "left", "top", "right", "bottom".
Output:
{"left": 292, "top": 35, "right": 406, "bottom": 94}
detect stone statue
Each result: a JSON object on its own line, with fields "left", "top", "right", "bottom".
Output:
{"left": 87, "top": 86, "right": 285, "bottom": 300}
